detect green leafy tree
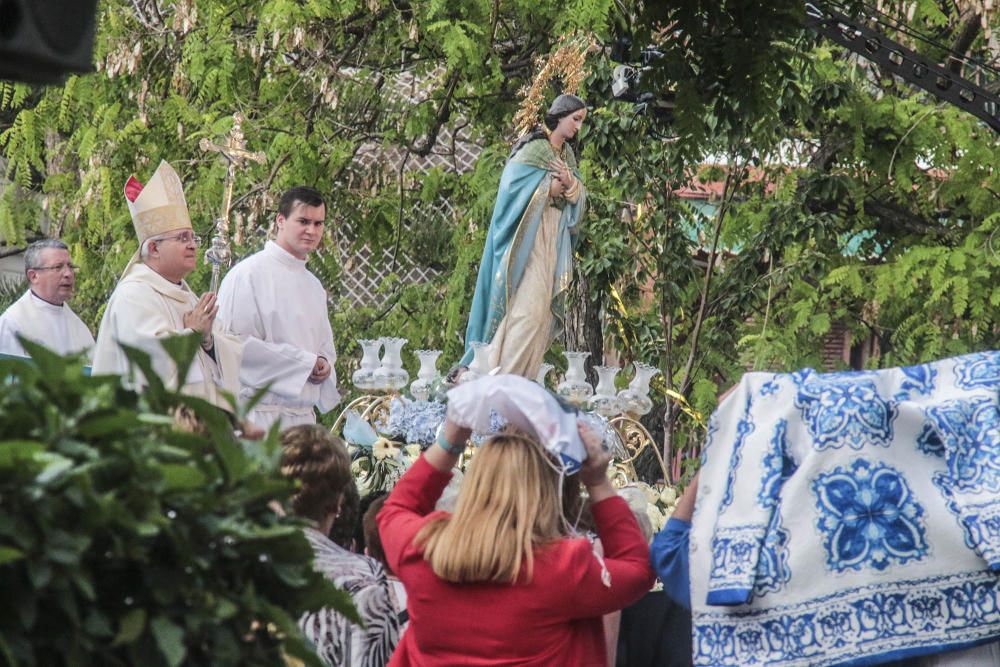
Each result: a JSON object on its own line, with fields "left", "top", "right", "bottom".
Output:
{"left": 0, "top": 337, "right": 355, "bottom": 666}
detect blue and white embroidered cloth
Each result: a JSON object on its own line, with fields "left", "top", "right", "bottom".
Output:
{"left": 690, "top": 352, "right": 1000, "bottom": 666}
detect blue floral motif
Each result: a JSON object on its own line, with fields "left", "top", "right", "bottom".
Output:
{"left": 942, "top": 581, "right": 999, "bottom": 624}
{"left": 812, "top": 460, "right": 928, "bottom": 572}
{"left": 754, "top": 513, "right": 792, "bottom": 598}
{"left": 694, "top": 571, "right": 1000, "bottom": 667}
{"left": 852, "top": 591, "right": 908, "bottom": 639}
{"left": 788, "top": 368, "right": 817, "bottom": 387}
{"left": 954, "top": 351, "right": 1000, "bottom": 390}
{"left": 696, "top": 623, "right": 736, "bottom": 664}
{"left": 895, "top": 363, "right": 937, "bottom": 400}
{"left": 925, "top": 397, "right": 1000, "bottom": 494}
{"left": 709, "top": 524, "right": 767, "bottom": 594}
{"left": 720, "top": 395, "right": 755, "bottom": 513}
{"left": 760, "top": 614, "right": 819, "bottom": 658}
{"left": 933, "top": 471, "right": 1000, "bottom": 567}
{"left": 817, "top": 610, "right": 854, "bottom": 648}
{"left": 736, "top": 629, "right": 764, "bottom": 657}
{"left": 795, "top": 377, "right": 898, "bottom": 451}
{"left": 759, "top": 376, "right": 780, "bottom": 397}
{"left": 758, "top": 420, "right": 797, "bottom": 509}
{"left": 916, "top": 422, "right": 944, "bottom": 457}
{"left": 908, "top": 594, "right": 944, "bottom": 631}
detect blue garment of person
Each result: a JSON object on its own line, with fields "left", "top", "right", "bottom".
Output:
{"left": 460, "top": 139, "right": 585, "bottom": 367}
{"left": 651, "top": 517, "right": 692, "bottom": 610}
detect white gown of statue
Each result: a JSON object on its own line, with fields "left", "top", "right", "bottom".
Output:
{"left": 487, "top": 179, "right": 581, "bottom": 378}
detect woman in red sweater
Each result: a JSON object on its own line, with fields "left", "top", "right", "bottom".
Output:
{"left": 377, "top": 416, "right": 655, "bottom": 666}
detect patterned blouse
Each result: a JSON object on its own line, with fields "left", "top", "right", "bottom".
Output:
{"left": 300, "top": 528, "right": 400, "bottom": 666}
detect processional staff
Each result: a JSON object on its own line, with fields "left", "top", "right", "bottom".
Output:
{"left": 198, "top": 112, "right": 266, "bottom": 292}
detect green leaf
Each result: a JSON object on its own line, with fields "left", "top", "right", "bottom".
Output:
{"left": 112, "top": 608, "right": 147, "bottom": 646}
{"left": 34, "top": 452, "right": 75, "bottom": 485}
{"left": 151, "top": 616, "right": 186, "bottom": 667}
{"left": 76, "top": 410, "right": 142, "bottom": 438}
{"left": 160, "top": 464, "right": 207, "bottom": 491}
{"left": 0, "top": 546, "right": 24, "bottom": 564}
{"left": 0, "top": 440, "right": 44, "bottom": 469}
{"left": 159, "top": 334, "right": 203, "bottom": 396}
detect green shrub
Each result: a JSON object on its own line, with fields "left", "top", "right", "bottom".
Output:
{"left": 0, "top": 337, "right": 356, "bottom": 666}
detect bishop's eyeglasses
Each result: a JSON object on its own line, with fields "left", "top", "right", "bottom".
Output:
{"left": 160, "top": 233, "right": 203, "bottom": 246}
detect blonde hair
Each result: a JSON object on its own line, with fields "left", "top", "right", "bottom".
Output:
{"left": 415, "top": 431, "right": 564, "bottom": 584}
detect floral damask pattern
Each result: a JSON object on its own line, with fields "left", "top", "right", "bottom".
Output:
{"left": 933, "top": 471, "right": 1000, "bottom": 568}
{"left": 759, "top": 376, "right": 780, "bottom": 397}
{"left": 758, "top": 419, "right": 797, "bottom": 509}
{"left": 693, "top": 571, "right": 1000, "bottom": 666}
{"left": 895, "top": 363, "right": 937, "bottom": 400}
{"left": 795, "top": 378, "right": 898, "bottom": 451}
{"left": 753, "top": 513, "right": 792, "bottom": 598}
{"left": 954, "top": 351, "right": 1000, "bottom": 390}
{"left": 708, "top": 523, "right": 768, "bottom": 596}
{"left": 720, "top": 395, "right": 755, "bottom": 513}
{"left": 812, "top": 460, "right": 928, "bottom": 572}
{"left": 916, "top": 422, "right": 944, "bottom": 457}
{"left": 925, "top": 396, "right": 1000, "bottom": 493}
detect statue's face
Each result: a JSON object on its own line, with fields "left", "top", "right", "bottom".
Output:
{"left": 27, "top": 247, "right": 76, "bottom": 305}
{"left": 553, "top": 108, "right": 587, "bottom": 142}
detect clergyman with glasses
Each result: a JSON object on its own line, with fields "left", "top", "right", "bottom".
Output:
{"left": 92, "top": 160, "right": 244, "bottom": 415}
{"left": 0, "top": 239, "right": 95, "bottom": 359}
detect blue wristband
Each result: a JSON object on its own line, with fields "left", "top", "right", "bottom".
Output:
{"left": 436, "top": 424, "right": 465, "bottom": 456}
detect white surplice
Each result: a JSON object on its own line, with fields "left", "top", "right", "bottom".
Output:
{"left": 0, "top": 290, "right": 95, "bottom": 359}
{"left": 92, "top": 263, "right": 242, "bottom": 412}
{"left": 216, "top": 241, "right": 340, "bottom": 430}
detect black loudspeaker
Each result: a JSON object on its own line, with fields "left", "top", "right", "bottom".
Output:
{"left": 0, "top": 0, "right": 98, "bottom": 84}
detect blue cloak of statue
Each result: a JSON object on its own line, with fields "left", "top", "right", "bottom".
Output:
{"left": 460, "top": 138, "right": 586, "bottom": 367}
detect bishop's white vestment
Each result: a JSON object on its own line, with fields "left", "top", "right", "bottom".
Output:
{"left": 216, "top": 241, "right": 340, "bottom": 429}
{"left": 0, "top": 290, "right": 95, "bottom": 359}
{"left": 92, "top": 263, "right": 242, "bottom": 412}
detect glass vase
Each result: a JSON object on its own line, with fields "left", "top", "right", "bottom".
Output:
{"left": 535, "top": 362, "right": 554, "bottom": 386}
{"left": 409, "top": 349, "right": 442, "bottom": 401}
{"left": 460, "top": 341, "right": 492, "bottom": 384}
{"left": 617, "top": 362, "right": 660, "bottom": 416}
{"left": 351, "top": 339, "right": 382, "bottom": 390}
{"left": 587, "top": 365, "right": 621, "bottom": 417}
{"left": 556, "top": 351, "right": 593, "bottom": 405}
{"left": 373, "top": 337, "right": 409, "bottom": 390}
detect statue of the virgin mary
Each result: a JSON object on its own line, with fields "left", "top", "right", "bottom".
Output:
{"left": 459, "top": 93, "right": 588, "bottom": 379}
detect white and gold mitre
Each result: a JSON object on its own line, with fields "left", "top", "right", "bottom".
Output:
{"left": 123, "top": 160, "right": 192, "bottom": 243}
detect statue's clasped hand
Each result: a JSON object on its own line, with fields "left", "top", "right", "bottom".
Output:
{"left": 548, "top": 159, "right": 573, "bottom": 186}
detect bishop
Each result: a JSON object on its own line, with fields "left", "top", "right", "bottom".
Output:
{"left": 92, "top": 160, "right": 243, "bottom": 413}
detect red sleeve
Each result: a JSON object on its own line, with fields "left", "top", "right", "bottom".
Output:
{"left": 555, "top": 496, "right": 656, "bottom": 619}
{"left": 376, "top": 454, "right": 453, "bottom": 574}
